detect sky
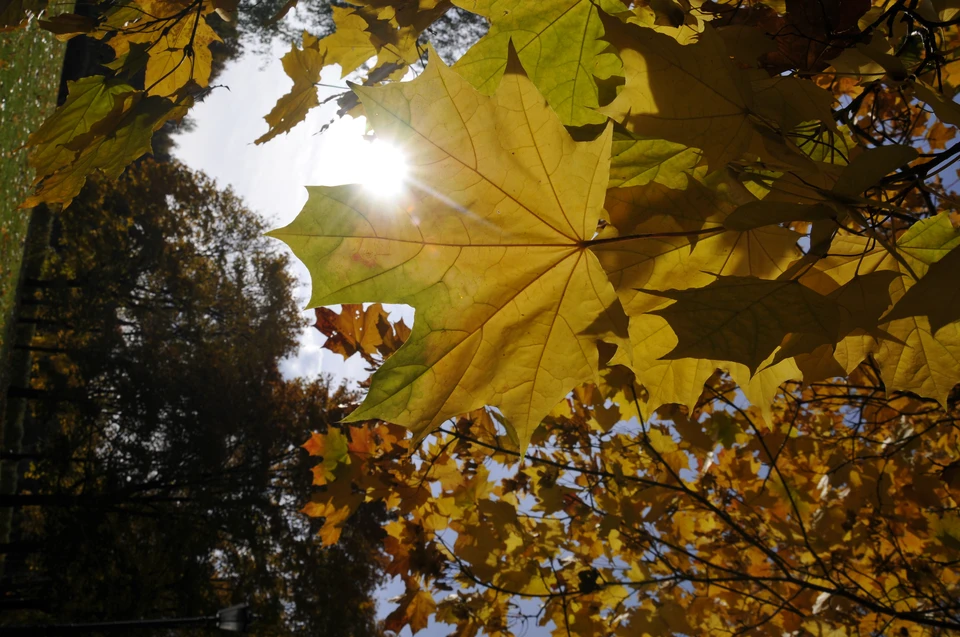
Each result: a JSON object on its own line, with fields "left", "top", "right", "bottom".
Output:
{"left": 171, "top": 40, "right": 542, "bottom": 637}
{"left": 175, "top": 42, "right": 413, "bottom": 386}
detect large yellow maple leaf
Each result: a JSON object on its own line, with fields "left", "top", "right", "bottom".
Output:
{"left": 269, "top": 51, "right": 626, "bottom": 450}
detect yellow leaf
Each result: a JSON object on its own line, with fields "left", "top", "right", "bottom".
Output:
{"left": 650, "top": 276, "right": 841, "bottom": 373}
{"left": 145, "top": 12, "right": 221, "bottom": 96}
{"left": 302, "top": 500, "right": 353, "bottom": 545}
{"left": 750, "top": 74, "right": 836, "bottom": 132}
{"left": 730, "top": 355, "right": 800, "bottom": 422}
{"left": 26, "top": 87, "right": 186, "bottom": 207}
{"left": 595, "top": 178, "right": 801, "bottom": 317}
{"left": 269, "top": 51, "right": 625, "bottom": 451}
{"left": 609, "top": 313, "right": 719, "bottom": 415}
{"left": 882, "top": 246, "right": 960, "bottom": 333}
{"left": 27, "top": 76, "right": 133, "bottom": 186}
{"left": 255, "top": 32, "right": 326, "bottom": 144}
{"left": 314, "top": 303, "right": 387, "bottom": 360}
{"left": 322, "top": 6, "right": 378, "bottom": 77}
{"left": 810, "top": 214, "right": 960, "bottom": 404}
{"left": 647, "top": 428, "right": 689, "bottom": 473}
{"left": 599, "top": 17, "right": 761, "bottom": 169}
{"left": 385, "top": 586, "right": 437, "bottom": 634}
{"left": 877, "top": 319, "right": 960, "bottom": 407}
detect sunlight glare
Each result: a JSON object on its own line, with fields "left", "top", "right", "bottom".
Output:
{"left": 310, "top": 117, "right": 410, "bottom": 199}
{"left": 358, "top": 139, "right": 409, "bottom": 197}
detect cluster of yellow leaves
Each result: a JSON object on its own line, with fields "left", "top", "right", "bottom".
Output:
{"left": 22, "top": 0, "right": 230, "bottom": 206}
{"left": 303, "top": 315, "right": 960, "bottom": 634}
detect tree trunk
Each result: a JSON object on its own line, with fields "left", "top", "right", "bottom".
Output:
{"left": 23, "top": 277, "right": 85, "bottom": 289}
{"left": 6, "top": 387, "right": 89, "bottom": 405}
{"left": 15, "top": 318, "right": 71, "bottom": 329}
{"left": 0, "top": 541, "right": 42, "bottom": 555}
{"left": 0, "top": 493, "right": 81, "bottom": 508}
{"left": 12, "top": 345, "right": 70, "bottom": 355}
{"left": 0, "top": 452, "right": 44, "bottom": 462}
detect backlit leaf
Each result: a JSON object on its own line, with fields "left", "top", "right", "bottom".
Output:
{"left": 269, "top": 52, "right": 624, "bottom": 450}
{"left": 650, "top": 276, "right": 841, "bottom": 372}
{"left": 255, "top": 32, "right": 326, "bottom": 144}
{"left": 26, "top": 80, "right": 186, "bottom": 206}
{"left": 144, "top": 11, "right": 221, "bottom": 96}
{"left": 599, "top": 17, "right": 760, "bottom": 169}
{"left": 882, "top": 246, "right": 960, "bottom": 333}
{"left": 452, "top": 0, "right": 627, "bottom": 126}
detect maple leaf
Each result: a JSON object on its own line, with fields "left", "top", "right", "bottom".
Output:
{"left": 385, "top": 584, "right": 437, "bottom": 635}
{"left": 314, "top": 304, "right": 386, "bottom": 362}
{"left": 318, "top": 6, "right": 379, "bottom": 76}
{"left": 303, "top": 428, "right": 350, "bottom": 485}
{"left": 649, "top": 276, "right": 841, "bottom": 373}
{"left": 607, "top": 313, "right": 721, "bottom": 415}
{"left": 268, "top": 50, "right": 625, "bottom": 451}
{"left": 143, "top": 11, "right": 221, "bottom": 96}
{"left": 27, "top": 77, "right": 133, "bottom": 186}
{"left": 598, "top": 16, "right": 760, "bottom": 169}
{"left": 594, "top": 177, "right": 800, "bottom": 317}
{"left": 25, "top": 77, "right": 186, "bottom": 206}
{"left": 882, "top": 246, "right": 960, "bottom": 333}
{"left": 452, "top": 0, "right": 627, "bottom": 126}
{"left": 608, "top": 131, "right": 704, "bottom": 190}
{"left": 750, "top": 74, "right": 836, "bottom": 132}
{"left": 809, "top": 213, "right": 960, "bottom": 405}
{"left": 302, "top": 499, "right": 356, "bottom": 545}
{"left": 255, "top": 32, "right": 326, "bottom": 144}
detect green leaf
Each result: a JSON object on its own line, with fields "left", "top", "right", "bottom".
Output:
{"left": 608, "top": 131, "right": 705, "bottom": 190}
{"left": 452, "top": 0, "right": 627, "bottom": 126}
{"left": 26, "top": 77, "right": 186, "bottom": 207}
{"left": 27, "top": 76, "right": 134, "bottom": 188}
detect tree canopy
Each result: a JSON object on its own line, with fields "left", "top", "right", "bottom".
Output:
{"left": 2, "top": 161, "right": 385, "bottom": 635}
{"left": 8, "top": 0, "right": 960, "bottom": 634}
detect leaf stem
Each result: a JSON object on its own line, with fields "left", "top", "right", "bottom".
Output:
{"left": 582, "top": 227, "right": 724, "bottom": 247}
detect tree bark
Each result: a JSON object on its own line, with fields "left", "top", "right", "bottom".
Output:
{"left": 6, "top": 387, "right": 89, "bottom": 405}
{"left": 0, "top": 541, "right": 42, "bottom": 555}
{"left": 12, "top": 345, "right": 70, "bottom": 355}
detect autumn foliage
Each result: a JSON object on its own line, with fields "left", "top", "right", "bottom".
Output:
{"left": 10, "top": 0, "right": 960, "bottom": 633}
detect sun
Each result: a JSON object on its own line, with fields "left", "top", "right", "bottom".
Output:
{"left": 309, "top": 117, "right": 410, "bottom": 198}
{"left": 357, "top": 139, "right": 409, "bottom": 197}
